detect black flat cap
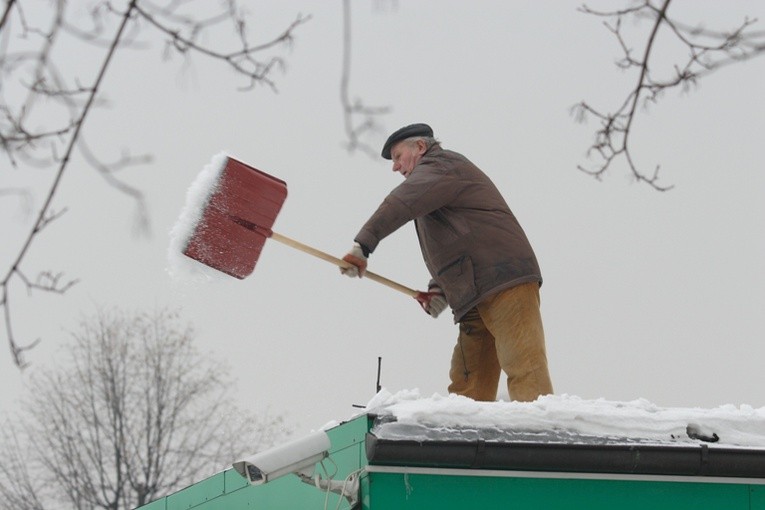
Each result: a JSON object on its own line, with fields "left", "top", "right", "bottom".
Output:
{"left": 381, "top": 123, "right": 434, "bottom": 160}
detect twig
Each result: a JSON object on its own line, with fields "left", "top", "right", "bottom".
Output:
{"left": 340, "top": 0, "right": 390, "bottom": 158}
{"left": 133, "top": 3, "right": 310, "bottom": 91}
{"left": 575, "top": 0, "right": 765, "bottom": 189}
{"left": 1, "top": 0, "right": 311, "bottom": 367}
{"left": 1, "top": 0, "right": 139, "bottom": 367}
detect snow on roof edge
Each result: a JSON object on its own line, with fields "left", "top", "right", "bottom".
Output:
{"left": 358, "top": 389, "right": 765, "bottom": 448}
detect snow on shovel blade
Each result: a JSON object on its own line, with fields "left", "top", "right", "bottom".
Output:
{"left": 183, "top": 157, "right": 288, "bottom": 279}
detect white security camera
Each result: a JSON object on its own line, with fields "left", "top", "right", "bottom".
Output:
{"left": 232, "top": 430, "right": 330, "bottom": 485}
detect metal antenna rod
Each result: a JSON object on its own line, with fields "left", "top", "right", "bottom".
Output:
{"left": 376, "top": 357, "right": 382, "bottom": 393}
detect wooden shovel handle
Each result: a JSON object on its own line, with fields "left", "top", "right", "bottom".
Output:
{"left": 270, "top": 231, "right": 419, "bottom": 298}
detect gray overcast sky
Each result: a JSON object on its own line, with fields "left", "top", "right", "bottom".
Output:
{"left": 2, "top": 1, "right": 764, "bottom": 433}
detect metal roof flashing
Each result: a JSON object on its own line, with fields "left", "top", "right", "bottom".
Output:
{"left": 365, "top": 416, "right": 765, "bottom": 481}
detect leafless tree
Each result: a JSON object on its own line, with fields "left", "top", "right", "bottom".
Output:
{"left": 0, "top": 1, "right": 310, "bottom": 367}
{"left": 573, "top": 0, "right": 765, "bottom": 190}
{"left": 0, "top": 308, "right": 289, "bottom": 510}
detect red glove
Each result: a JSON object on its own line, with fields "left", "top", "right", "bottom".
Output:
{"left": 415, "top": 286, "right": 448, "bottom": 318}
{"left": 340, "top": 243, "right": 368, "bottom": 278}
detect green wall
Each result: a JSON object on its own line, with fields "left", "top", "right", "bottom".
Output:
{"left": 137, "top": 414, "right": 765, "bottom": 510}
{"left": 367, "top": 472, "right": 764, "bottom": 510}
{"left": 137, "top": 415, "right": 369, "bottom": 510}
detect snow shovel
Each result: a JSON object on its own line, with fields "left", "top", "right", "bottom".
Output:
{"left": 180, "top": 155, "right": 418, "bottom": 298}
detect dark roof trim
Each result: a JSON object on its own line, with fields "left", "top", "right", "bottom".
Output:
{"left": 365, "top": 433, "right": 765, "bottom": 479}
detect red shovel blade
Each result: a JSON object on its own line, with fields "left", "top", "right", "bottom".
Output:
{"left": 183, "top": 157, "right": 288, "bottom": 279}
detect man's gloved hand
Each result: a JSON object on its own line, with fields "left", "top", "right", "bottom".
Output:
{"left": 340, "top": 242, "right": 368, "bottom": 278}
{"left": 415, "top": 285, "right": 448, "bottom": 318}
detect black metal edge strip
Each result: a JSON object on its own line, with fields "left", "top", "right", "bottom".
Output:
{"left": 365, "top": 433, "right": 765, "bottom": 479}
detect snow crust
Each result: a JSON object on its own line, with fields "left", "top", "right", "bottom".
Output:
{"left": 166, "top": 152, "right": 230, "bottom": 282}
{"left": 361, "top": 389, "right": 765, "bottom": 448}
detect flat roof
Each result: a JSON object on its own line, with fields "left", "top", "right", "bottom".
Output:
{"left": 366, "top": 416, "right": 765, "bottom": 479}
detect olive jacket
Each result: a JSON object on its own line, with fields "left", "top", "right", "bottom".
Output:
{"left": 354, "top": 145, "right": 542, "bottom": 322}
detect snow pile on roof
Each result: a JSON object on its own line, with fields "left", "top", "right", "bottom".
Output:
{"left": 167, "top": 151, "right": 229, "bottom": 282}
{"left": 362, "top": 389, "right": 765, "bottom": 448}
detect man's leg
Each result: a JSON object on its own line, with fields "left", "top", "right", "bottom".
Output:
{"left": 448, "top": 308, "right": 502, "bottom": 401}
{"left": 477, "top": 283, "right": 553, "bottom": 402}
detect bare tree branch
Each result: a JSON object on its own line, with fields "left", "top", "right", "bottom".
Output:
{"left": 0, "top": 0, "right": 18, "bottom": 33}
{"left": 132, "top": 2, "right": 311, "bottom": 91}
{"left": 1, "top": 286, "right": 41, "bottom": 369}
{"left": 77, "top": 140, "right": 152, "bottom": 236}
{"left": 340, "top": 0, "right": 391, "bottom": 158}
{"left": 575, "top": 0, "right": 765, "bottom": 190}
{"left": 1, "top": 1, "right": 310, "bottom": 367}
{"left": 0, "top": 308, "right": 289, "bottom": 510}
{"left": 0, "top": 424, "right": 47, "bottom": 510}
{"left": 1, "top": 0, "right": 138, "bottom": 368}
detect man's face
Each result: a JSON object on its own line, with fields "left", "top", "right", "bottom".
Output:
{"left": 391, "top": 140, "right": 425, "bottom": 178}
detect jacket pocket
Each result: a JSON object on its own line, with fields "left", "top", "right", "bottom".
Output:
{"left": 437, "top": 256, "right": 476, "bottom": 310}
{"left": 428, "top": 210, "right": 468, "bottom": 242}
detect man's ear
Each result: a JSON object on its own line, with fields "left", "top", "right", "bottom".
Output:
{"left": 416, "top": 139, "right": 427, "bottom": 155}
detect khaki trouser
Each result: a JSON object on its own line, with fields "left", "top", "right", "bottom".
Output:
{"left": 448, "top": 282, "right": 553, "bottom": 402}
